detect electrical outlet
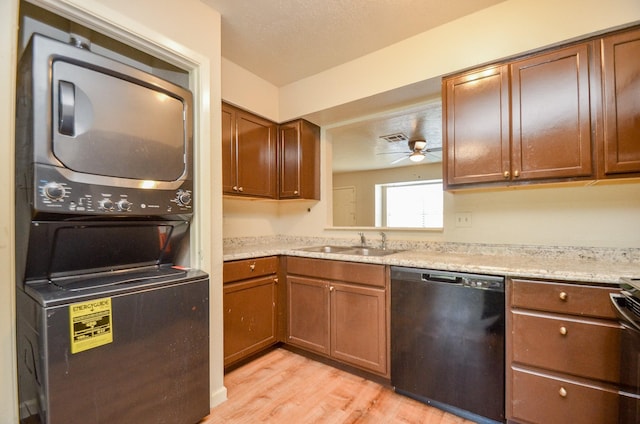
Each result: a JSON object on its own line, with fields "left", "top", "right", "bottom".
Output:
{"left": 455, "top": 212, "right": 472, "bottom": 228}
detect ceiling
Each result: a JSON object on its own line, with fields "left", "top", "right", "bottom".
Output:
{"left": 202, "top": 0, "right": 506, "bottom": 171}
{"left": 203, "top": 0, "right": 505, "bottom": 87}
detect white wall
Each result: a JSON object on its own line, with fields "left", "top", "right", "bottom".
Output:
{"left": 221, "top": 57, "right": 279, "bottom": 121}
{"left": 0, "top": 1, "right": 20, "bottom": 422}
{"left": 443, "top": 183, "right": 640, "bottom": 248}
{"left": 221, "top": 0, "right": 640, "bottom": 249}
{"left": 2, "top": 0, "right": 224, "bottom": 421}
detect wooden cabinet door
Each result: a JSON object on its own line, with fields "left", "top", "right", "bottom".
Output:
{"left": 510, "top": 44, "right": 594, "bottom": 181}
{"left": 600, "top": 27, "right": 640, "bottom": 176}
{"left": 278, "top": 120, "right": 320, "bottom": 200}
{"left": 287, "top": 276, "right": 330, "bottom": 355}
{"left": 224, "top": 276, "right": 277, "bottom": 367}
{"left": 443, "top": 65, "right": 510, "bottom": 186}
{"left": 330, "top": 282, "right": 387, "bottom": 375}
{"left": 221, "top": 103, "right": 237, "bottom": 194}
{"left": 278, "top": 121, "right": 302, "bottom": 199}
{"left": 235, "top": 109, "right": 277, "bottom": 198}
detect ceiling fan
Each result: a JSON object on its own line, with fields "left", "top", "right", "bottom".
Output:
{"left": 386, "top": 139, "right": 443, "bottom": 164}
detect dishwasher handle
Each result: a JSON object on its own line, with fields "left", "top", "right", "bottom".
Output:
{"left": 421, "top": 273, "right": 462, "bottom": 284}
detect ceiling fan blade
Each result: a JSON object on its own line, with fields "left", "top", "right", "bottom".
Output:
{"left": 424, "top": 146, "right": 443, "bottom": 153}
{"left": 377, "top": 151, "right": 412, "bottom": 155}
{"left": 390, "top": 156, "right": 408, "bottom": 164}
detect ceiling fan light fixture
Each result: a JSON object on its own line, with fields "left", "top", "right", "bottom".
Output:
{"left": 409, "top": 151, "right": 425, "bottom": 162}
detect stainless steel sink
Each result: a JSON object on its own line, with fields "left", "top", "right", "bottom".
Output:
{"left": 298, "top": 245, "right": 352, "bottom": 253}
{"left": 298, "top": 245, "right": 400, "bottom": 256}
{"left": 341, "top": 247, "right": 401, "bottom": 256}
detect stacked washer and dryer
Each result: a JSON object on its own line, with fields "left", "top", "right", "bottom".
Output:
{"left": 15, "top": 30, "right": 209, "bottom": 424}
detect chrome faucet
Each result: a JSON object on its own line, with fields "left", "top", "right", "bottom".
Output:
{"left": 358, "top": 232, "right": 366, "bottom": 247}
{"left": 379, "top": 232, "right": 387, "bottom": 250}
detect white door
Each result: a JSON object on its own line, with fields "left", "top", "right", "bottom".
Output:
{"left": 332, "top": 186, "right": 357, "bottom": 226}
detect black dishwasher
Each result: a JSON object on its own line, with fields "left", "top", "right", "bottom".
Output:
{"left": 391, "top": 266, "right": 505, "bottom": 423}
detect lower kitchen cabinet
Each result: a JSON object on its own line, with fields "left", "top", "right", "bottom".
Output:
{"left": 223, "top": 257, "right": 280, "bottom": 368}
{"left": 287, "top": 276, "right": 330, "bottom": 355}
{"left": 510, "top": 366, "right": 622, "bottom": 424}
{"left": 507, "top": 278, "right": 630, "bottom": 424}
{"left": 286, "top": 257, "right": 388, "bottom": 376}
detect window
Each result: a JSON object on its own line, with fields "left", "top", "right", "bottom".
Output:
{"left": 375, "top": 180, "right": 443, "bottom": 228}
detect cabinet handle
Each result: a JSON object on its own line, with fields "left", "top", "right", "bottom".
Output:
{"left": 559, "top": 387, "right": 568, "bottom": 398}
{"left": 559, "top": 326, "right": 568, "bottom": 336}
{"left": 503, "top": 171, "right": 510, "bottom": 179}
{"left": 294, "top": 190, "right": 299, "bottom": 195}
{"left": 329, "top": 286, "right": 335, "bottom": 292}
{"left": 514, "top": 170, "right": 520, "bottom": 178}
{"left": 249, "top": 263, "right": 255, "bottom": 271}
{"left": 559, "top": 291, "right": 568, "bottom": 301}
{"left": 274, "top": 277, "right": 279, "bottom": 284}
{"left": 238, "top": 186, "right": 244, "bottom": 192}
{"left": 233, "top": 185, "right": 238, "bottom": 191}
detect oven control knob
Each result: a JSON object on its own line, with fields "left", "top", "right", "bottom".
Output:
{"left": 117, "top": 199, "right": 132, "bottom": 212}
{"left": 177, "top": 191, "right": 192, "bottom": 206}
{"left": 43, "top": 182, "right": 66, "bottom": 200}
{"left": 99, "top": 198, "right": 114, "bottom": 211}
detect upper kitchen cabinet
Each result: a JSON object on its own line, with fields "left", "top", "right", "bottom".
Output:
{"left": 222, "top": 102, "right": 277, "bottom": 198}
{"left": 278, "top": 119, "right": 320, "bottom": 200}
{"left": 222, "top": 103, "right": 321, "bottom": 200}
{"left": 443, "top": 43, "right": 595, "bottom": 189}
{"left": 444, "top": 65, "right": 510, "bottom": 186}
{"left": 510, "top": 43, "right": 594, "bottom": 181}
{"left": 599, "top": 27, "right": 640, "bottom": 178}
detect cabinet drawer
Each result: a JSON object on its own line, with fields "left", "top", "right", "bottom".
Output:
{"left": 511, "top": 278, "right": 619, "bottom": 319}
{"left": 287, "top": 257, "right": 386, "bottom": 287}
{"left": 512, "top": 311, "right": 622, "bottom": 383}
{"left": 223, "top": 256, "right": 279, "bottom": 283}
{"left": 511, "top": 367, "right": 622, "bottom": 424}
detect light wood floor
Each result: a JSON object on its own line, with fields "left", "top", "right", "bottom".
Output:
{"left": 201, "top": 348, "right": 474, "bottom": 424}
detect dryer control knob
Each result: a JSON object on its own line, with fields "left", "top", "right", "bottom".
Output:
{"left": 43, "top": 182, "right": 66, "bottom": 200}
{"left": 99, "top": 198, "right": 114, "bottom": 211}
{"left": 177, "top": 191, "right": 192, "bottom": 206}
{"left": 117, "top": 199, "right": 132, "bottom": 211}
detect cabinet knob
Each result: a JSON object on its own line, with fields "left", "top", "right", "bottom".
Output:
{"left": 249, "top": 263, "right": 255, "bottom": 271}
{"left": 514, "top": 170, "right": 520, "bottom": 178}
{"left": 559, "top": 387, "right": 568, "bottom": 398}
{"left": 329, "top": 286, "right": 335, "bottom": 292}
{"left": 294, "top": 190, "right": 299, "bottom": 195}
{"left": 233, "top": 185, "right": 238, "bottom": 191}
{"left": 559, "top": 291, "right": 568, "bottom": 301}
{"left": 238, "top": 186, "right": 244, "bottom": 192}
{"left": 274, "top": 277, "right": 279, "bottom": 284}
{"left": 559, "top": 326, "right": 568, "bottom": 336}
{"left": 503, "top": 171, "right": 510, "bottom": 178}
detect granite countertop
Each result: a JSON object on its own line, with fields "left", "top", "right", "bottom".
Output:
{"left": 223, "top": 237, "right": 640, "bottom": 285}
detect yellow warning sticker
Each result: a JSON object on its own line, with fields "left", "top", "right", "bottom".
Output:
{"left": 69, "top": 297, "right": 113, "bottom": 354}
